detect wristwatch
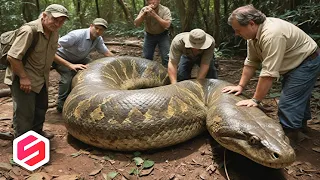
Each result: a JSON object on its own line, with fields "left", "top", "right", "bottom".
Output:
{"left": 251, "top": 98, "right": 261, "bottom": 105}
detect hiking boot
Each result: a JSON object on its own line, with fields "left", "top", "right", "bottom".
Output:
{"left": 39, "top": 131, "right": 54, "bottom": 139}
{"left": 284, "top": 128, "right": 310, "bottom": 145}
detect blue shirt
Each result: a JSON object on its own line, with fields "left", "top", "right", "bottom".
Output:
{"left": 56, "top": 28, "right": 108, "bottom": 63}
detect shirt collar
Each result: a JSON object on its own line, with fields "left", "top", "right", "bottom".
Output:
{"left": 255, "top": 18, "right": 267, "bottom": 40}
{"left": 85, "top": 28, "right": 91, "bottom": 40}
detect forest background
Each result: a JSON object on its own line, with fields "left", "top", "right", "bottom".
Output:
{"left": 0, "top": 0, "right": 319, "bottom": 57}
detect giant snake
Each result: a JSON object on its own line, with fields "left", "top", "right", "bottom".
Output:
{"left": 63, "top": 56, "right": 295, "bottom": 168}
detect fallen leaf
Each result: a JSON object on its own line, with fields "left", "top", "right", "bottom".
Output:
{"left": 107, "top": 171, "right": 118, "bottom": 179}
{"left": 89, "top": 167, "right": 102, "bottom": 176}
{"left": 0, "top": 162, "right": 12, "bottom": 171}
{"left": 139, "top": 167, "right": 154, "bottom": 176}
{"left": 89, "top": 154, "right": 101, "bottom": 160}
{"left": 54, "top": 174, "right": 80, "bottom": 180}
{"left": 200, "top": 171, "right": 210, "bottom": 179}
{"left": 108, "top": 159, "right": 116, "bottom": 165}
{"left": 142, "top": 160, "right": 154, "bottom": 169}
{"left": 129, "top": 168, "right": 139, "bottom": 175}
{"left": 169, "top": 173, "right": 175, "bottom": 180}
{"left": 70, "top": 151, "right": 82, "bottom": 158}
{"left": 133, "top": 151, "right": 141, "bottom": 157}
{"left": 26, "top": 172, "right": 52, "bottom": 180}
{"left": 312, "top": 147, "right": 320, "bottom": 153}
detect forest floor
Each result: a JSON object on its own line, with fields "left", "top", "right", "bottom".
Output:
{"left": 0, "top": 36, "right": 320, "bottom": 180}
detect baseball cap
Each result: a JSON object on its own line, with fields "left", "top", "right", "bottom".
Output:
{"left": 45, "top": 4, "right": 69, "bottom": 19}
{"left": 93, "top": 18, "right": 108, "bottom": 29}
{"left": 184, "top": 29, "right": 213, "bottom": 49}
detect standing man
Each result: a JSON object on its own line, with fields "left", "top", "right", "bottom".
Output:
{"left": 222, "top": 5, "right": 320, "bottom": 142}
{"left": 4, "top": 4, "right": 69, "bottom": 139}
{"left": 167, "top": 28, "right": 218, "bottom": 84}
{"left": 134, "top": 0, "right": 171, "bottom": 67}
{"left": 53, "top": 18, "right": 114, "bottom": 113}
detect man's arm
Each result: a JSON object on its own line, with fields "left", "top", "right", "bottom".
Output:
{"left": 236, "top": 76, "right": 274, "bottom": 107}
{"left": 134, "top": 7, "right": 149, "bottom": 27}
{"left": 147, "top": 10, "right": 171, "bottom": 29}
{"left": 53, "top": 54, "right": 86, "bottom": 72}
{"left": 197, "top": 63, "right": 209, "bottom": 80}
{"left": 168, "top": 59, "right": 178, "bottom": 84}
{"left": 7, "top": 55, "right": 31, "bottom": 93}
{"left": 103, "top": 50, "right": 114, "bottom": 57}
{"left": 222, "top": 65, "right": 256, "bottom": 95}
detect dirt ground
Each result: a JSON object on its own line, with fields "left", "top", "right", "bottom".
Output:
{"left": 0, "top": 36, "right": 320, "bottom": 180}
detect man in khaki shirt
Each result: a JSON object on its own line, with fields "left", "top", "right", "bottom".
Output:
{"left": 4, "top": 4, "right": 68, "bottom": 139}
{"left": 168, "top": 29, "right": 217, "bottom": 84}
{"left": 222, "top": 5, "right": 320, "bottom": 142}
{"left": 134, "top": 0, "right": 171, "bottom": 67}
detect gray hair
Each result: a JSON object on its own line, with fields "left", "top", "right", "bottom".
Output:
{"left": 228, "top": 5, "right": 266, "bottom": 26}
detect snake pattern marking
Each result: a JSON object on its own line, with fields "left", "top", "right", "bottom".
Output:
{"left": 63, "top": 56, "right": 295, "bottom": 169}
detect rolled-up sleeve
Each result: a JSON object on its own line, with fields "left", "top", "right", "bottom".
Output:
{"left": 260, "top": 37, "right": 286, "bottom": 77}
{"left": 95, "top": 37, "right": 108, "bottom": 54}
{"left": 244, "top": 40, "right": 261, "bottom": 68}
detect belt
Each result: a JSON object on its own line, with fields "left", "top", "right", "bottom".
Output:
{"left": 146, "top": 30, "right": 168, "bottom": 36}
{"left": 308, "top": 48, "right": 320, "bottom": 60}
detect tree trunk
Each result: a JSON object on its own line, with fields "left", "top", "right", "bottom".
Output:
{"left": 175, "top": 0, "right": 186, "bottom": 32}
{"left": 95, "top": 0, "right": 100, "bottom": 17}
{"left": 22, "top": 0, "right": 37, "bottom": 22}
{"left": 131, "top": 0, "right": 137, "bottom": 15}
{"left": 116, "top": 0, "right": 133, "bottom": 22}
{"left": 213, "top": 0, "right": 221, "bottom": 46}
{"left": 183, "top": 0, "right": 197, "bottom": 32}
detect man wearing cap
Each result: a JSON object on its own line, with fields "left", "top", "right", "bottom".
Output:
{"left": 134, "top": 0, "right": 171, "bottom": 67}
{"left": 3, "top": 4, "right": 68, "bottom": 139}
{"left": 167, "top": 29, "right": 218, "bottom": 84}
{"left": 53, "top": 18, "right": 114, "bottom": 113}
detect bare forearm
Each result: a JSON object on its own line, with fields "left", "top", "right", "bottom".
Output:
{"left": 197, "top": 64, "right": 209, "bottom": 79}
{"left": 134, "top": 13, "right": 146, "bottom": 27}
{"left": 53, "top": 54, "right": 73, "bottom": 69}
{"left": 104, "top": 50, "right": 114, "bottom": 57}
{"left": 238, "top": 65, "right": 256, "bottom": 87}
{"left": 168, "top": 60, "right": 178, "bottom": 83}
{"left": 253, "top": 76, "right": 274, "bottom": 101}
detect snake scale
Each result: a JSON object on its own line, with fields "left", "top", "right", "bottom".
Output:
{"left": 63, "top": 56, "right": 295, "bottom": 169}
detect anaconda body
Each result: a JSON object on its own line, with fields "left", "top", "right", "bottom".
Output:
{"left": 63, "top": 56, "right": 295, "bottom": 169}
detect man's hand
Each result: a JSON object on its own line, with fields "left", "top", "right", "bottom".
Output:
{"left": 19, "top": 76, "right": 32, "bottom": 93}
{"left": 236, "top": 99, "right": 259, "bottom": 107}
{"left": 221, "top": 85, "right": 243, "bottom": 96}
{"left": 69, "top": 64, "right": 87, "bottom": 72}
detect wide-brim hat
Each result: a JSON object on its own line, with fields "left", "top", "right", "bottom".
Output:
{"left": 45, "top": 4, "right": 69, "bottom": 19}
{"left": 184, "top": 29, "right": 212, "bottom": 49}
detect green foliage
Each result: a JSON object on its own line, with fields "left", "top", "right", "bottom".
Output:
{"left": 106, "top": 22, "right": 144, "bottom": 37}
